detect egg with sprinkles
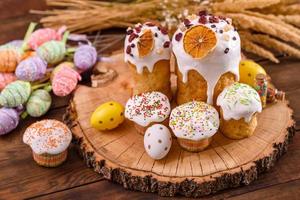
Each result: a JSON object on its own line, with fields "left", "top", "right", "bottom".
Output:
{"left": 90, "top": 101, "right": 125, "bottom": 131}
{"left": 26, "top": 89, "right": 52, "bottom": 117}
{"left": 0, "top": 80, "right": 31, "bottom": 107}
{"left": 144, "top": 124, "right": 172, "bottom": 160}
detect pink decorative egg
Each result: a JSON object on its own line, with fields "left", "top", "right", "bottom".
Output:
{"left": 0, "top": 73, "right": 17, "bottom": 90}
{"left": 52, "top": 62, "right": 81, "bottom": 97}
{"left": 28, "top": 28, "right": 62, "bottom": 50}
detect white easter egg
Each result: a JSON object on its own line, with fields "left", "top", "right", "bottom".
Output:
{"left": 144, "top": 124, "right": 172, "bottom": 160}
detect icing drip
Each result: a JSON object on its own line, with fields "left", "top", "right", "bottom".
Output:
{"left": 172, "top": 14, "right": 241, "bottom": 104}
{"left": 125, "top": 91, "right": 171, "bottom": 127}
{"left": 124, "top": 23, "right": 171, "bottom": 74}
{"left": 217, "top": 83, "right": 262, "bottom": 123}
{"left": 169, "top": 101, "right": 219, "bottom": 141}
{"left": 23, "top": 119, "right": 72, "bottom": 155}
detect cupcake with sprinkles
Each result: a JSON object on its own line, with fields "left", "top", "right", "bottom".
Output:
{"left": 23, "top": 119, "right": 72, "bottom": 167}
{"left": 124, "top": 22, "right": 172, "bottom": 100}
{"left": 217, "top": 82, "right": 262, "bottom": 139}
{"left": 172, "top": 11, "right": 241, "bottom": 106}
{"left": 125, "top": 91, "right": 171, "bottom": 135}
{"left": 169, "top": 101, "right": 219, "bottom": 152}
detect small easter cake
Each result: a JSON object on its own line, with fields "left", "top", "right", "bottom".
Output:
{"left": 125, "top": 91, "right": 171, "bottom": 135}
{"left": 169, "top": 101, "right": 219, "bottom": 152}
{"left": 217, "top": 82, "right": 262, "bottom": 139}
{"left": 23, "top": 119, "right": 72, "bottom": 167}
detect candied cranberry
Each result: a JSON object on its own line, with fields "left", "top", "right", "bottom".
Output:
{"left": 224, "top": 48, "right": 229, "bottom": 54}
{"left": 135, "top": 27, "right": 141, "bottom": 33}
{"left": 175, "top": 33, "right": 183, "bottom": 41}
{"left": 128, "top": 33, "right": 137, "bottom": 42}
{"left": 198, "top": 16, "right": 207, "bottom": 24}
{"left": 183, "top": 19, "right": 191, "bottom": 27}
{"left": 126, "top": 46, "right": 131, "bottom": 54}
{"left": 198, "top": 10, "right": 208, "bottom": 16}
{"left": 209, "top": 16, "right": 219, "bottom": 23}
{"left": 160, "top": 27, "right": 168, "bottom": 35}
{"left": 163, "top": 41, "right": 170, "bottom": 48}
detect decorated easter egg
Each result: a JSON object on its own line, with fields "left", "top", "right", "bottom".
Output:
{"left": 0, "top": 80, "right": 31, "bottom": 107}
{"left": 15, "top": 56, "right": 47, "bottom": 82}
{"left": 144, "top": 124, "right": 172, "bottom": 160}
{"left": 90, "top": 101, "right": 125, "bottom": 131}
{"left": 26, "top": 89, "right": 52, "bottom": 117}
{"left": 0, "top": 107, "right": 19, "bottom": 135}
{"left": 0, "top": 46, "right": 22, "bottom": 72}
{"left": 51, "top": 62, "right": 81, "bottom": 97}
{"left": 37, "top": 40, "right": 66, "bottom": 64}
{"left": 239, "top": 60, "right": 267, "bottom": 87}
{"left": 28, "top": 28, "right": 62, "bottom": 50}
{"left": 74, "top": 45, "right": 97, "bottom": 71}
{"left": 0, "top": 73, "right": 17, "bottom": 90}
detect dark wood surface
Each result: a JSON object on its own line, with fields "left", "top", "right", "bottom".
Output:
{"left": 0, "top": 1, "right": 299, "bottom": 199}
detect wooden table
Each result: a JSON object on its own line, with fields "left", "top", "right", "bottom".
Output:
{"left": 0, "top": 1, "right": 300, "bottom": 199}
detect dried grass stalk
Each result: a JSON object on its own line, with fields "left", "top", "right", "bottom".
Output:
{"left": 226, "top": 13, "right": 300, "bottom": 47}
{"left": 212, "top": 0, "right": 280, "bottom": 12}
{"left": 241, "top": 31, "right": 300, "bottom": 59}
{"left": 278, "top": 15, "right": 300, "bottom": 27}
{"left": 240, "top": 35, "right": 279, "bottom": 63}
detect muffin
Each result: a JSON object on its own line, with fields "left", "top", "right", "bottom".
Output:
{"left": 172, "top": 12, "right": 241, "bottom": 106}
{"left": 125, "top": 91, "right": 171, "bottom": 135}
{"left": 23, "top": 119, "right": 72, "bottom": 167}
{"left": 169, "top": 101, "right": 219, "bottom": 152}
{"left": 217, "top": 82, "right": 262, "bottom": 139}
{"left": 124, "top": 22, "right": 172, "bottom": 100}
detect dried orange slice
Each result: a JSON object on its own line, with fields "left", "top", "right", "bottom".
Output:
{"left": 137, "top": 29, "right": 154, "bottom": 58}
{"left": 183, "top": 25, "right": 217, "bottom": 59}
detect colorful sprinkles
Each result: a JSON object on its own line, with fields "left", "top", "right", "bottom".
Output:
{"left": 169, "top": 101, "right": 219, "bottom": 141}
{"left": 125, "top": 91, "right": 171, "bottom": 127}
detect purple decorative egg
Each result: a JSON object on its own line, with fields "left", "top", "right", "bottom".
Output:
{"left": 0, "top": 107, "right": 19, "bottom": 135}
{"left": 15, "top": 56, "right": 47, "bottom": 82}
{"left": 74, "top": 45, "right": 97, "bottom": 71}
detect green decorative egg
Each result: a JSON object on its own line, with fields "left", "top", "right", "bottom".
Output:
{"left": 26, "top": 89, "right": 52, "bottom": 117}
{"left": 0, "top": 80, "right": 31, "bottom": 107}
{"left": 37, "top": 41, "right": 66, "bottom": 64}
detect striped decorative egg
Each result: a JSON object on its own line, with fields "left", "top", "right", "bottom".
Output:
{"left": 0, "top": 80, "right": 31, "bottom": 107}
{"left": 51, "top": 62, "right": 81, "bottom": 97}
{"left": 15, "top": 56, "right": 47, "bottom": 82}
{"left": 37, "top": 41, "right": 66, "bottom": 64}
{"left": 0, "top": 73, "right": 17, "bottom": 90}
{"left": 28, "top": 28, "right": 62, "bottom": 50}
{"left": 26, "top": 89, "right": 52, "bottom": 117}
{"left": 0, "top": 107, "right": 19, "bottom": 135}
{"left": 0, "top": 46, "right": 22, "bottom": 73}
{"left": 74, "top": 45, "right": 97, "bottom": 71}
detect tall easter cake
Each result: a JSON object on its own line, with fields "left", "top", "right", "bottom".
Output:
{"left": 172, "top": 12, "right": 241, "bottom": 106}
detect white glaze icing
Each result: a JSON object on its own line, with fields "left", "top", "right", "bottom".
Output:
{"left": 125, "top": 91, "right": 171, "bottom": 127}
{"left": 217, "top": 82, "right": 262, "bottom": 123}
{"left": 169, "top": 101, "right": 219, "bottom": 141}
{"left": 144, "top": 124, "right": 172, "bottom": 160}
{"left": 172, "top": 14, "right": 241, "bottom": 104}
{"left": 124, "top": 22, "right": 171, "bottom": 74}
{"left": 23, "top": 119, "right": 72, "bottom": 155}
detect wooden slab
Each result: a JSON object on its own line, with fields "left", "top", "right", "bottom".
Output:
{"left": 66, "top": 53, "right": 295, "bottom": 197}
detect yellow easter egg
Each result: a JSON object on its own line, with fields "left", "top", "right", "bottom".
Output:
{"left": 90, "top": 101, "right": 125, "bottom": 131}
{"left": 239, "top": 60, "right": 267, "bottom": 87}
